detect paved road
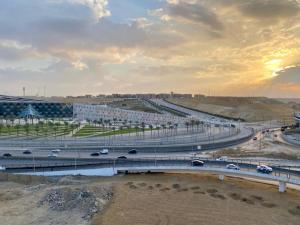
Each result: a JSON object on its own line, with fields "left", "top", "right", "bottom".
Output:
{"left": 2, "top": 156, "right": 300, "bottom": 180}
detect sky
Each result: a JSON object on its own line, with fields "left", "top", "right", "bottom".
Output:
{"left": 0, "top": 0, "right": 300, "bottom": 97}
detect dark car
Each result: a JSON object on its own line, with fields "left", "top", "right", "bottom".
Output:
{"left": 23, "top": 150, "right": 32, "bottom": 155}
{"left": 90, "top": 152, "right": 100, "bottom": 157}
{"left": 192, "top": 160, "right": 204, "bottom": 167}
{"left": 253, "top": 137, "right": 257, "bottom": 141}
{"left": 3, "top": 153, "right": 12, "bottom": 157}
{"left": 128, "top": 149, "right": 137, "bottom": 154}
{"left": 118, "top": 156, "right": 127, "bottom": 159}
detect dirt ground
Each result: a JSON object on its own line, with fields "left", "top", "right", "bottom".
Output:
{"left": 167, "top": 97, "right": 300, "bottom": 122}
{"left": 210, "top": 130, "right": 300, "bottom": 160}
{"left": 0, "top": 174, "right": 300, "bottom": 225}
{"left": 94, "top": 174, "right": 300, "bottom": 225}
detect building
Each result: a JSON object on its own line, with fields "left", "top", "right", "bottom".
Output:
{"left": 73, "top": 103, "right": 189, "bottom": 125}
{"left": 294, "top": 112, "right": 300, "bottom": 129}
{"left": 0, "top": 95, "right": 73, "bottom": 118}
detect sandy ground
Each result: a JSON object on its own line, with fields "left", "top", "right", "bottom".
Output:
{"left": 93, "top": 174, "right": 300, "bottom": 225}
{"left": 211, "top": 130, "right": 300, "bottom": 159}
{"left": 0, "top": 176, "right": 112, "bottom": 225}
{"left": 167, "top": 97, "right": 299, "bottom": 122}
{"left": 0, "top": 174, "right": 300, "bottom": 225}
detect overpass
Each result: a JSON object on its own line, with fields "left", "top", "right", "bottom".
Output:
{"left": 3, "top": 156, "right": 300, "bottom": 193}
{"left": 116, "top": 165, "right": 300, "bottom": 193}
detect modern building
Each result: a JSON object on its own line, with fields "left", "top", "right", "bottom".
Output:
{"left": 73, "top": 103, "right": 189, "bottom": 125}
{"left": 0, "top": 95, "right": 73, "bottom": 118}
{"left": 294, "top": 112, "right": 300, "bottom": 129}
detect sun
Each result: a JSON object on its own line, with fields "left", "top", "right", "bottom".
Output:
{"left": 264, "top": 59, "right": 283, "bottom": 78}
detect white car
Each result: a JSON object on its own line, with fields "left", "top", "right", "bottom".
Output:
{"left": 48, "top": 153, "right": 58, "bottom": 158}
{"left": 257, "top": 165, "right": 273, "bottom": 174}
{"left": 100, "top": 149, "right": 109, "bottom": 154}
{"left": 216, "top": 156, "right": 228, "bottom": 161}
{"left": 0, "top": 165, "right": 6, "bottom": 171}
{"left": 226, "top": 164, "right": 240, "bottom": 170}
{"left": 51, "top": 149, "right": 61, "bottom": 153}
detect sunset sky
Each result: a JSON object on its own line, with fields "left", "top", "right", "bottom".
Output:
{"left": 0, "top": 0, "right": 300, "bottom": 97}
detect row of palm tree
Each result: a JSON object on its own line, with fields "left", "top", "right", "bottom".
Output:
{"left": 83, "top": 117, "right": 204, "bottom": 139}
{"left": 0, "top": 120, "right": 79, "bottom": 138}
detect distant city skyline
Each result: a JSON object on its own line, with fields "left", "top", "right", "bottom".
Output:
{"left": 0, "top": 0, "right": 300, "bottom": 97}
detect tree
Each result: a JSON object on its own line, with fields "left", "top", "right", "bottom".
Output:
{"left": 35, "top": 124, "right": 40, "bottom": 136}
{"left": 141, "top": 122, "right": 145, "bottom": 139}
{"left": 0, "top": 124, "right": 3, "bottom": 136}
{"left": 195, "top": 120, "right": 200, "bottom": 132}
{"left": 185, "top": 121, "right": 190, "bottom": 133}
{"left": 25, "top": 123, "right": 30, "bottom": 137}
{"left": 149, "top": 124, "right": 153, "bottom": 138}
{"left": 15, "top": 124, "right": 21, "bottom": 136}
{"left": 7, "top": 124, "right": 11, "bottom": 135}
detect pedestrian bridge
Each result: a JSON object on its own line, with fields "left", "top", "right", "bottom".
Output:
{"left": 116, "top": 166, "right": 300, "bottom": 193}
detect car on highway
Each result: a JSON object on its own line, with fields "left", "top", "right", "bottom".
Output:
{"left": 3, "top": 153, "right": 12, "bottom": 157}
{"left": 47, "top": 153, "right": 58, "bottom": 158}
{"left": 128, "top": 149, "right": 137, "bottom": 154}
{"left": 257, "top": 165, "right": 273, "bottom": 174}
{"left": 192, "top": 160, "right": 204, "bottom": 167}
{"left": 117, "top": 156, "right": 127, "bottom": 159}
{"left": 23, "top": 150, "right": 32, "bottom": 155}
{"left": 52, "top": 149, "right": 61, "bottom": 153}
{"left": 90, "top": 152, "right": 100, "bottom": 157}
{"left": 253, "top": 137, "right": 257, "bottom": 141}
{"left": 0, "top": 165, "right": 6, "bottom": 171}
{"left": 100, "top": 149, "right": 109, "bottom": 154}
{"left": 226, "top": 164, "right": 240, "bottom": 170}
{"left": 216, "top": 156, "right": 228, "bottom": 161}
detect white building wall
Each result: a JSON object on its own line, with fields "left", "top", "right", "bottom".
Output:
{"left": 73, "top": 104, "right": 189, "bottom": 125}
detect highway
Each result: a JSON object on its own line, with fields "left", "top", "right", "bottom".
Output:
{"left": 2, "top": 156, "right": 299, "bottom": 177}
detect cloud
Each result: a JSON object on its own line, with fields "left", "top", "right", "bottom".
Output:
{"left": 271, "top": 65, "right": 300, "bottom": 84}
{"left": 50, "top": 0, "right": 111, "bottom": 20}
{"left": 165, "top": 0, "right": 224, "bottom": 31}
{"left": 0, "top": 0, "right": 300, "bottom": 97}
{"left": 239, "top": 0, "right": 300, "bottom": 20}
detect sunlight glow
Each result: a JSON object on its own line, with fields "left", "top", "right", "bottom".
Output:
{"left": 265, "top": 59, "right": 283, "bottom": 77}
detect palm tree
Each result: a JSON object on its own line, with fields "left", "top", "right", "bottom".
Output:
{"left": 185, "top": 121, "right": 189, "bottom": 133}
{"left": 7, "top": 124, "right": 11, "bottom": 135}
{"left": 25, "top": 123, "right": 30, "bottom": 138}
{"left": 134, "top": 125, "right": 139, "bottom": 139}
{"left": 195, "top": 120, "right": 200, "bottom": 132}
{"left": 15, "top": 124, "right": 21, "bottom": 137}
{"left": 141, "top": 122, "right": 145, "bottom": 139}
{"left": 0, "top": 124, "right": 3, "bottom": 136}
{"left": 35, "top": 124, "right": 40, "bottom": 136}
{"left": 53, "top": 126, "right": 58, "bottom": 138}
{"left": 190, "top": 120, "right": 195, "bottom": 133}
{"left": 149, "top": 124, "right": 153, "bottom": 138}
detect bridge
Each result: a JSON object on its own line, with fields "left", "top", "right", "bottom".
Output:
{"left": 4, "top": 156, "right": 300, "bottom": 193}
{"left": 115, "top": 165, "right": 300, "bottom": 193}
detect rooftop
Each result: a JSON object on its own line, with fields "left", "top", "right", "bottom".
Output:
{"left": 0, "top": 95, "right": 48, "bottom": 103}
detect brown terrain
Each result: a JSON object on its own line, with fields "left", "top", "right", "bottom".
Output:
{"left": 209, "top": 130, "right": 300, "bottom": 160}
{"left": 167, "top": 96, "right": 300, "bottom": 122}
{"left": 0, "top": 173, "right": 300, "bottom": 225}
